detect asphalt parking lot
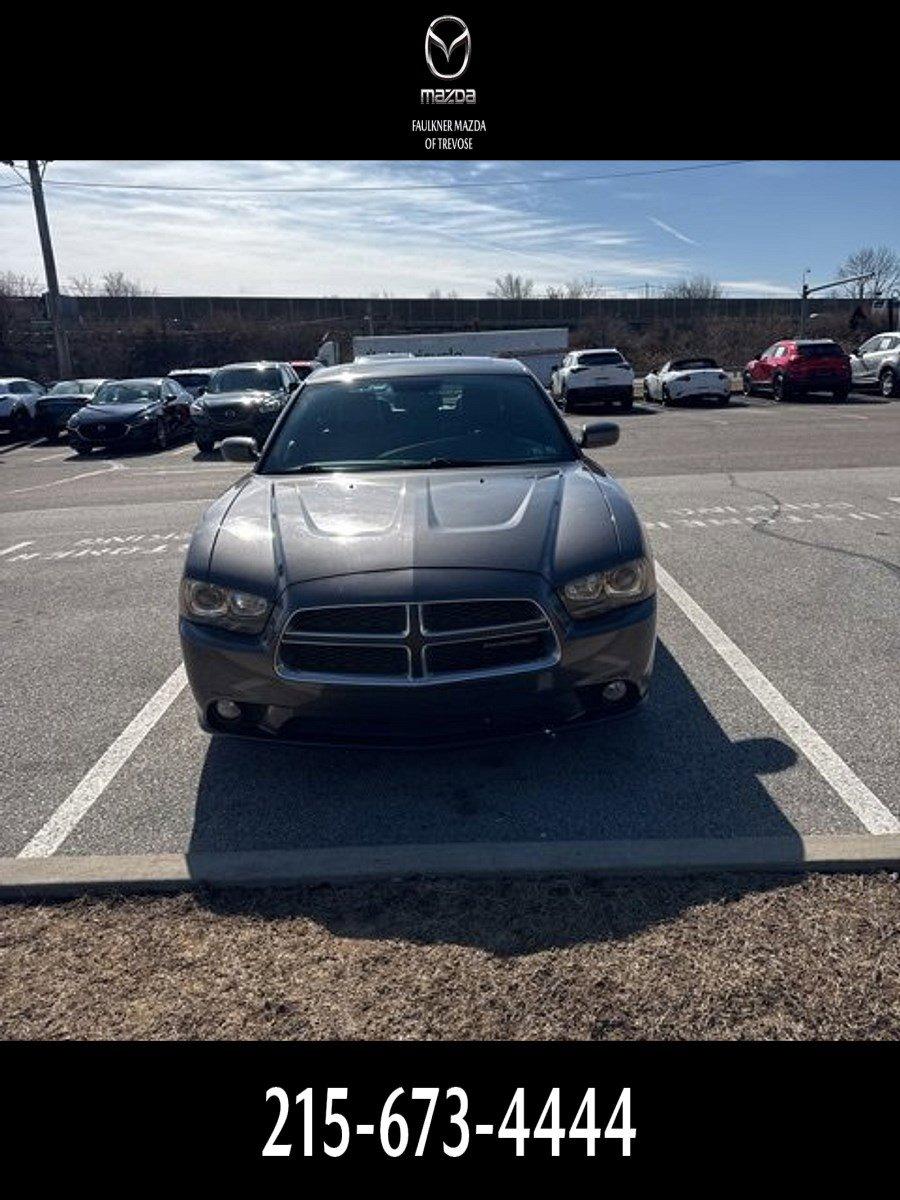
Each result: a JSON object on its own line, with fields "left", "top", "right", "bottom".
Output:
{"left": 1, "top": 388, "right": 898, "bottom": 866}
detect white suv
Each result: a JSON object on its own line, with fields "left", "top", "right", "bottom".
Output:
{"left": 850, "top": 332, "right": 900, "bottom": 398}
{"left": 550, "top": 349, "right": 635, "bottom": 412}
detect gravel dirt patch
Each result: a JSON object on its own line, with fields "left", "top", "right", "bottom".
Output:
{"left": 2, "top": 871, "right": 898, "bottom": 1040}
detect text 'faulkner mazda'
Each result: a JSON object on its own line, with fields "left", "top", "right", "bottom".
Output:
{"left": 179, "top": 357, "right": 657, "bottom": 746}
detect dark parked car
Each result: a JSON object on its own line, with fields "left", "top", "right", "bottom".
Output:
{"left": 189, "top": 361, "right": 299, "bottom": 453}
{"left": 33, "top": 379, "right": 108, "bottom": 440}
{"left": 67, "top": 377, "right": 193, "bottom": 455}
{"left": 167, "top": 368, "right": 215, "bottom": 398}
{"left": 743, "top": 339, "right": 851, "bottom": 402}
{"left": 179, "top": 356, "right": 657, "bottom": 747}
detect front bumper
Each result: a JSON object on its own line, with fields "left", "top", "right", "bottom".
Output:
{"left": 70, "top": 420, "right": 158, "bottom": 447}
{"left": 180, "top": 573, "right": 657, "bottom": 748}
{"left": 191, "top": 409, "right": 278, "bottom": 443}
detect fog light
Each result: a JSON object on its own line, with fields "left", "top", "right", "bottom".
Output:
{"left": 215, "top": 699, "right": 242, "bottom": 721}
{"left": 601, "top": 680, "right": 628, "bottom": 704}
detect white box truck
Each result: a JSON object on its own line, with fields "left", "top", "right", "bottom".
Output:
{"left": 318, "top": 328, "right": 569, "bottom": 386}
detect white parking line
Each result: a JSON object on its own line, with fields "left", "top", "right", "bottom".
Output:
{"left": 17, "top": 665, "right": 188, "bottom": 859}
{"left": 7, "top": 461, "right": 124, "bottom": 496}
{"left": 0, "top": 541, "right": 34, "bottom": 557}
{"left": 656, "top": 563, "right": 900, "bottom": 835}
{"left": 34, "top": 452, "right": 72, "bottom": 463}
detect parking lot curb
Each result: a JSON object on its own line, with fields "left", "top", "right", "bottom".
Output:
{"left": 1, "top": 834, "right": 900, "bottom": 898}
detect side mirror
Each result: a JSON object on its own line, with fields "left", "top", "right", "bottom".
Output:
{"left": 220, "top": 436, "right": 259, "bottom": 463}
{"left": 196, "top": 386, "right": 207, "bottom": 396}
{"left": 580, "top": 421, "right": 619, "bottom": 449}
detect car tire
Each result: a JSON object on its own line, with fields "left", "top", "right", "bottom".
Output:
{"left": 196, "top": 437, "right": 216, "bottom": 453}
{"left": 772, "top": 374, "right": 791, "bottom": 402}
{"left": 715, "top": 394, "right": 730, "bottom": 407}
{"left": 880, "top": 368, "right": 898, "bottom": 399}
{"left": 10, "top": 407, "right": 32, "bottom": 439}
{"left": 832, "top": 388, "right": 850, "bottom": 403}
{"left": 44, "top": 428, "right": 59, "bottom": 441}
{"left": 742, "top": 372, "right": 755, "bottom": 397}
{"left": 72, "top": 441, "right": 92, "bottom": 457}
{"left": 154, "top": 420, "right": 168, "bottom": 451}
{"left": 619, "top": 395, "right": 634, "bottom": 411}
{"left": 661, "top": 385, "right": 671, "bottom": 407}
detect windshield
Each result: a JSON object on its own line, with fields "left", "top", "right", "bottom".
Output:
{"left": 260, "top": 373, "right": 576, "bottom": 474}
{"left": 671, "top": 358, "right": 719, "bottom": 371}
{"left": 209, "top": 366, "right": 282, "bottom": 393}
{"left": 578, "top": 352, "right": 624, "bottom": 366}
{"left": 50, "top": 379, "right": 104, "bottom": 395}
{"left": 92, "top": 381, "right": 160, "bottom": 405}
{"left": 170, "top": 372, "right": 210, "bottom": 388}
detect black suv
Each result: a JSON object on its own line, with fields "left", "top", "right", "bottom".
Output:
{"left": 189, "top": 362, "right": 299, "bottom": 453}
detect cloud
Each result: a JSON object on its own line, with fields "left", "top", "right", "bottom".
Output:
{"left": 648, "top": 217, "right": 698, "bottom": 245}
{"left": 721, "top": 279, "right": 797, "bottom": 297}
{"left": 0, "top": 160, "right": 687, "bottom": 297}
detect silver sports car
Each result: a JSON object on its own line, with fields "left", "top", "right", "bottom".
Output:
{"left": 179, "top": 356, "right": 657, "bottom": 747}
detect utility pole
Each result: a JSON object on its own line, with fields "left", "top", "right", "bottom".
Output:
{"left": 25, "top": 161, "right": 72, "bottom": 378}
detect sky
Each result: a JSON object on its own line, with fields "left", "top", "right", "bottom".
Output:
{"left": 1, "top": 160, "right": 897, "bottom": 298}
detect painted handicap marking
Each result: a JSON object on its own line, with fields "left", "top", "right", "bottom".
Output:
{"left": 643, "top": 497, "right": 900, "bottom": 534}
{"left": 0, "top": 531, "right": 193, "bottom": 566}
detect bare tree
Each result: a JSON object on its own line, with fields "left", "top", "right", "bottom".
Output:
{"left": 834, "top": 246, "right": 900, "bottom": 298}
{"left": 663, "top": 274, "right": 723, "bottom": 300}
{"left": 67, "top": 274, "right": 98, "bottom": 296}
{"left": 488, "top": 273, "right": 535, "bottom": 300}
{"left": 546, "top": 277, "right": 603, "bottom": 300}
{"left": 428, "top": 289, "right": 460, "bottom": 299}
{"left": 0, "top": 270, "right": 41, "bottom": 296}
{"left": 101, "top": 270, "right": 146, "bottom": 297}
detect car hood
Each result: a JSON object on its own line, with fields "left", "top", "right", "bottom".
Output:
{"left": 79, "top": 402, "right": 156, "bottom": 421}
{"left": 198, "top": 463, "right": 634, "bottom": 592}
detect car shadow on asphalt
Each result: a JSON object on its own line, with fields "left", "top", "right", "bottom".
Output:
{"left": 186, "top": 638, "right": 804, "bottom": 942}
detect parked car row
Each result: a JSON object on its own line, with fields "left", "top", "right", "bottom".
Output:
{"left": 0, "top": 360, "right": 310, "bottom": 453}
{"left": 2, "top": 334, "right": 898, "bottom": 450}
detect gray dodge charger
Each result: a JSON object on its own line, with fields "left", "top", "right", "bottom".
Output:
{"left": 179, "top": 356, "right": 656, "bottom": 746}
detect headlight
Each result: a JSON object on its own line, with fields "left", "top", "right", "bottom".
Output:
{"left": 257, "top": 396, "right": 281, "bottom": 413}
{"left": 179, "top": 578, "right": 272, "bottom": 633}
{"left": 559, "top": 557, "right": 654, "bottom": 618}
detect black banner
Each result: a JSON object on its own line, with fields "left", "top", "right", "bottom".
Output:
{"left": 3, "top": 1041, "right": 895, "bottom": 1174}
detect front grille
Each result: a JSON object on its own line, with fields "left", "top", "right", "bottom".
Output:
{"left": 277, "top": 599, "right": 559, "bottom": 685}
{"left": 426, "top": 631, "right": 554, "bottom": 676}
{"left": 421, "top": 599, "right": 543, "bottom": 632}
{"left": 81, "top": 423, "right": 127, "bottom": 440}
{"left": 279, "top": 642, "right": 409, "bottom": 678}
{"left": 285, "top": 605, "right": 407, "bottom": 636}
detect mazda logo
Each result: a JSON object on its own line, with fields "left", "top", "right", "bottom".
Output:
{"left": 97, "top": 425, "right": 105, "bottom": 431}
{"left": 225, "top": 409, "right": 235, "bottom": 418}
{"left": 425, "top": 15, "right": 470, "bottom": 80}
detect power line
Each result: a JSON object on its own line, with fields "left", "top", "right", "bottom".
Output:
{"left": 18, "top": 160, "right": 756, "bottom": 196}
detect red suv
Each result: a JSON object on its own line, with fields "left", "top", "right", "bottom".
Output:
{"left": 743, "top": 339, "right": 851, "bottom": 402}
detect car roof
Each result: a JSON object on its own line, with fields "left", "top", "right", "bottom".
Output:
{"left": 573, "top": 347, "right": 621, "bottom": 354}
{"left": 109, "top": 377, "right": 164, "bottom": 386}
{"left": 308, "top": 356, "right": 532, "bottom": 382}
{"left": 0, "top": 377, "right": 29, "bottom": 384}
{"left": 168, "top": 367, "right": 215, "bottom": 374}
